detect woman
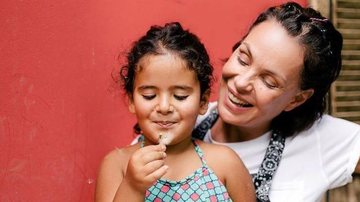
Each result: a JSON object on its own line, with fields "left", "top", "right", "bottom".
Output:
{"left": 192, "top": 2, "right": 360, "bottom": 202}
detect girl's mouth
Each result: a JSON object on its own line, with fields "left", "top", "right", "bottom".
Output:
{"left": 154, "top": 121, "right": 176, "bottom": 128}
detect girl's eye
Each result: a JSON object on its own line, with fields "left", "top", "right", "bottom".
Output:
{"left": 142, "top": 94, "right": 156, "bottom": 100}
{"left": 174, "top": 95, "right": 189, "bottom": 101}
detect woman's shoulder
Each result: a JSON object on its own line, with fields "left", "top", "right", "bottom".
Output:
{"left": 318, "top": 114, "right": 360, "bottom": 126}
{"left": 291, "top": 114, "right": 360, "bottom": 149}
{"left": 312, "top": 114, "right": 360, "bottom": 134}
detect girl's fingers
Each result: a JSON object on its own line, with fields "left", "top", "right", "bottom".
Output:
{"left": 145, "top": 165, "right": 169, "bottom": 182}
{"left": 141, "top": 144, "right": 166, "bottom": 152}
{"left": 138, "top": 150, "right": 166, "bottom": 165}
{"left": 143, "top": 159, "right": 166, "bottom": 176}
{"left": 135, "top": 145, "right": 166, "bottom": 164}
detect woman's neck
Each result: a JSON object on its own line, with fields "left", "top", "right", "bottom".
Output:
{"left": 211, "top": 118, "right": 270, "bottom": 142}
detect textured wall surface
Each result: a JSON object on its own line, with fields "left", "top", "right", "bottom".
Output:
{"left": 0, "top": 0, "right": 306, "bottom": 201}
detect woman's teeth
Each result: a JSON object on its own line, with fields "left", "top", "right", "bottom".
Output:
{"left": 229, "top": 92, "right": 252, "bottom": 107}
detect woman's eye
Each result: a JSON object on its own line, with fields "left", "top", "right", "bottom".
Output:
{"left": 237, "top": 49, "right": 250, "bottom": 66}
{"left": 174, "top": 95, "right": 189, "bottom": 101}
{"left": 142, "top": 94, "right": 156, "bottom": 100}
{"left": 237, "top": 57, "right": 248, "bottom": 66}
{"left": 263, "top": 78, "right": 278, "bottom": 89}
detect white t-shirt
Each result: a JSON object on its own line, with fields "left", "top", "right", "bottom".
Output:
{"left": 198, "top": 102, "right": 360, "bottom": 202}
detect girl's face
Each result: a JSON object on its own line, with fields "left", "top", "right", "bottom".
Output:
{"left": 218, "top": 20, "right": 313, "bottom": 133}
{"left": 129, "top": 52, "right": 208, "bottom": 145}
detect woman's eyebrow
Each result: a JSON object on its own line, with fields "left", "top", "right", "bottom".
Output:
{"left": 240, "top": 42, "right": 252, "bottom": 58}
{"left": 242, "top": 42, "right": 286, "bottom": 83}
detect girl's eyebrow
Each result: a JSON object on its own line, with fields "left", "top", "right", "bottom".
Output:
{"left": 173, "top": 85, "right": 193, "bottom": 90}
{"left": 137, "top": 85, "right": 156, "bottom": 90}
{"left": 137, "top": 85, "right": 194, "bottom": 91}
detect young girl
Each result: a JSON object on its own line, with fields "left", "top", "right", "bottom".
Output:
{"left": 95, "top": 22, "right": 255, "bottom": 202}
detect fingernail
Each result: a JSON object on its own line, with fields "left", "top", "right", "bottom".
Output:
{"left": 160, "top": 144, "right": 166, "bottom": 151}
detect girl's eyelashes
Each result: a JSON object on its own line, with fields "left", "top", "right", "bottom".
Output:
{"left": 174, "top": 95, "right": 189, "bottom": 101}
{"left": 142, "top": 94, "right": 156, "bottom": 100}
{"left": 141, "top": 94, "right": 189, "bottom": 101}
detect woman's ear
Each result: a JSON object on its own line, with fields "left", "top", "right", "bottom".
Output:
{"left": 284, "top": 89, "right": 314, "bottom": 112}
{"left": 199, "top": 90, "right": 211, "bottom": 115}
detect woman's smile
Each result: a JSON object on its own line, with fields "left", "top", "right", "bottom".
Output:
{"left": 228, "top": 91, "right": 253, "bottom": 108}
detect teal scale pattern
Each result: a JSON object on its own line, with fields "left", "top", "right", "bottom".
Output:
{"left": 145, "top": 140, "right": 232, "bottom": 202}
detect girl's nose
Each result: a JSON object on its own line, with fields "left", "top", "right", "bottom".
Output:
{"left": 156, "top": 96, "right": 174, "bottom": 114}
{"left": 233, "top": 71, "right": 254, "bottom": 93}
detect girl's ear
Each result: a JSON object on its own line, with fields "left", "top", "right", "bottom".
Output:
{"left": 284, "top": 89, "right": 314, "bottom": 112}
{"left": 127, "top": 94, "right": 136, "bottom": 114}
{"left": 199, "top": 90, "right": 210, "bottom": 115}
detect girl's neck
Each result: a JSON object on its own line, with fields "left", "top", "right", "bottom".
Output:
{"left": 157, "top": 136, "right": 202, "bottom": 181}
{"left": 165, "top": 136, "right": 194, "bottom": 155}
{"left": 211, "top": 118, "right": 270, "bottom": 142}
{"left": 142, "top": 135, "right": 194, "bottom": 155}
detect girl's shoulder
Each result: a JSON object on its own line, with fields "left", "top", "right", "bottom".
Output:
{"left": 95, "top": 143, "right": 140, "bottom": 201}
{"left": 196, "top": 140, "right": 243, "bottom": 166}
{"left": 99, "top": 144, "right": 140, "bottom": 173}
{"left": 196, "top": 140, "right": 253, "bottom": 196}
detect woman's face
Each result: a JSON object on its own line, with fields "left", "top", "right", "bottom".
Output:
{"left": 218, "top": 19, "right": 312, "bottom": 133}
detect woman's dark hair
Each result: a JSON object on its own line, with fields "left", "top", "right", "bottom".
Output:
{"left": 233, "top": 2, "right": 343, "bottom": 136}
{"left": 120, "top": 22, "right": 213, "bottom": 134}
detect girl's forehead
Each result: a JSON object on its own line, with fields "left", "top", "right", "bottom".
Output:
{"left": 136, "top": 53, "right": 193, "bottom": 75}
{"left": 137, "top": 52, "right": 187, "bottom": 70}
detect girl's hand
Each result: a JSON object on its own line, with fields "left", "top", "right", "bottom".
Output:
{"left": 123, "top": 144, "right": 168, "bottom": 192}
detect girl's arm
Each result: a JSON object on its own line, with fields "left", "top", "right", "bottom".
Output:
{"left": 95, "top": 149, "right": 125, "bottom": 202}
{"left": 222, "top": 148, "right": 256, "bottom": 202}
{"left": 204, "top": 143, "right": 256, "bottom": 202}
{"left": 95, "top": 144, "right": 168, "bottom": 202}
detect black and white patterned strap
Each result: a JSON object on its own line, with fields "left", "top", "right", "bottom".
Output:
{"left": 253, "top": 132, "right": 286, "bottom": 202}
{"left": 192, "top": 109, "right": 219, "bottom": 140}
{"left": 192, "top": 109, "right": 286, "bottom": 202}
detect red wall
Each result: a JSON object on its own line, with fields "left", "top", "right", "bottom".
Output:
{"left": 0, "top": 0, "right": 306, "bottom": 201}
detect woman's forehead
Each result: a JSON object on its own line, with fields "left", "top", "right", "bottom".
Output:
{"left": 243, "top": 20, "right": 305, "bottom": 76}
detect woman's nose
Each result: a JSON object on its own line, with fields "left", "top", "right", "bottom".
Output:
{"left": 233, "top": 71, "right": 254, "bottom": 93}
